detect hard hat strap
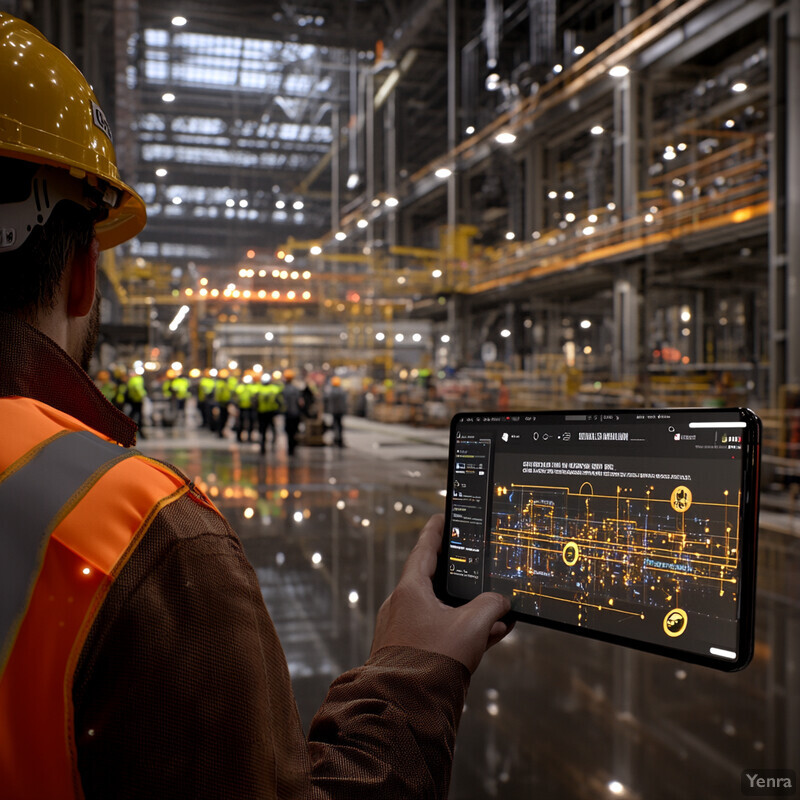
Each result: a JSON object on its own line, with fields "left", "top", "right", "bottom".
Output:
{"left": 0, "top": 164, "right": 120, "bottom": 252}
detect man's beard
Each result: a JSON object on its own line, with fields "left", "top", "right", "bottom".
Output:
{"left": 79, "top": 288, "right": 101, "bottom": 372}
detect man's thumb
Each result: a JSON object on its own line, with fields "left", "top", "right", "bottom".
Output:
{"left": 462, "top": 592, "right": 511, "bottom": 633}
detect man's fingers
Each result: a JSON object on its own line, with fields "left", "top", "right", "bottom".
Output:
{"left": 487, "top": 619, "right": 515, "bottom": 649}
{"left": 402, "top": 514, "right": 445, "bottom": 579}
{"left": 459, "top": 592, "right": 510, "bottom": 637}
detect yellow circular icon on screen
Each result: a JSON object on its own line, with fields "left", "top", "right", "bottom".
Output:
{"left": 663, "top": 608, "right": 688, "bottom": 637}
{"left": 562, "top": 541, "right": 580, "bottom": 566}
{"left": 670, "top": 485, "right": 692, "bottom": 513}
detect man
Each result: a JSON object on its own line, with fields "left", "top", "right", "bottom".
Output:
{"left": 234, "top": 373, "right": 257, "bottom": 443}
{"left": 257, "top": 371, "right": 284, "bottom": 454}
{"left": 282, "top": 368, "right": 304, "bottom": 456}
{"left": 324, "top": 375, "right": 348, "bottom": 447}
{"left": 0, "top": 13, "right": 511, "bottom": 799}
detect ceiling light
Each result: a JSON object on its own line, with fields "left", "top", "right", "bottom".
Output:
{"left": 302, "top": 271, "right": 311, "bottom": 279}
{"left": 588, "top": 214, "right": 598, "bottom": 223}
{"left": 171, "top": 196, "right": 182, "bottom": 205}
{"left": 432, "top": 269, "right": 442, "bottom": 278}
{"left": 548, "top": 190, "right": 558, "bottom": 199}
{"left": 284, "top": 255, "right": 295, "bottom": 264}
{"left": 677, "top": 142, "right": 688, "bottom": 151}
{"left": 580, "top": 319, "right": 592, "bottom": 329}
{"left": 553, "top": 64, "right": 563, "bottom": 74}
{"left": 573, "top": 45, "right": 585, "bottom": 55}
{"left": 609, "top": 65, "right": 629, "bottom": 78}
{"left": 465, "top": 126, "right": 475, "bottom": 135}
{"left": 161, "top": 92, "right": 176, "bottom": 103}
{"left": 582, "top": 226, "right": 595, "bottom": 235}
{"left": 171, "top": 16, "right": 187, "bottom": 26}
{"left": 335, "top": 231, "right": 347, "bottom": 241}
{"left": 302, "top": 291, "right": 311, "bottom": 300}
{"left": 293, "top": 200, "right": 304, "bottom": 210}
{"left": 225, "top": 199, "right": 235, "bottom": 208}
{"left": 356, "top": 219, "right": 368, "bottom": 229}
{"left": 168, "top": 305, "right": 190, "bottom": 332}
{"left": 371, "top": 198, "right": 380, "bottom": 207}
{"left": 155, "top": 167, "right": 167, "bottom": 177}
{"left": 663, "top": 150, "right": 677, "bottom": 160}
{"left": 495, "top": 131, "right": 516, "bottom": 145}
{"left": 505, "top": 231, "right": 515, "bottom": 240}
{"left": 500, "top": 329, "right": 511, "bottom": 338}
{"left": 375, "top": 332, "right": 385, "bottom": 341}
{"left": 564, "top": 190, "right": 574, "bottom": 200}
{"left": 239, "top": 199, "right": 248, "bottom": 208}
{"left": 346, "top": 172, "right": 359, "bottom": 190}
{"left": 732, "top": 81, "right": 747, "bottom": 93}
{"left": 395, "top": 333, "right": 404, "bottom": 342}
{"left": 725, "top": 119, "right": 735, "bottom": 128}
{"left": 385, "top": 196, "right": 399, "bottom": 207}
{"left": 591, "top": 125, "right": 604, "bottom": 135}
{"left": 435, "top": 167, "right": 452, "bottom": 179}
{"left": 441, "top": 334, "right": 450, "bottom": 343}
{"left": 412, "top": 333, "right": 422, "bottom": 342}
{"left": 310, "top": 245, "right": 322, "bottom": 255}
{"left": 275, "top": 200, "right": 285, "bottom": 209}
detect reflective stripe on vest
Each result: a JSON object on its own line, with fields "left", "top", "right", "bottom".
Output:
{"left": 0, "top": 397, "right": 193, "bottom": 798}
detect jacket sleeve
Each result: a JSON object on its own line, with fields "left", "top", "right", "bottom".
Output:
{"left": 74, "top": 495, "right": 469, "bottom": 799}
{"left": 307, "top": 646, "right": 470, "bottom": 800}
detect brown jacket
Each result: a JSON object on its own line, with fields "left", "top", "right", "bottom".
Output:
{"left": 0, "top": 314, "right": 470, "bottom": 799}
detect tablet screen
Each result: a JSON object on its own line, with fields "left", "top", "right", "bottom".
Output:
{"left": 442, "top": 408, "right": 760, "bottom": 670}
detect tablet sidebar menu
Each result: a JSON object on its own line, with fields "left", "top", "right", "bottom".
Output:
{"left": 447, "top": 433, "right": 493, "bottom": 599}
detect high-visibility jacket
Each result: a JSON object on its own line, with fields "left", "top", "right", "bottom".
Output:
{"left": 127, "top": 374, "right": 146, "bottom": 403}
{"left": 0, "top": 396, "right": 210, "bottom": 798}
{"left": 170, "top": 376, "right": 190, "bottom": 400}
{"left": 198, "top": 376, "right": 215, "bottom": 402}
{"left": 214, "top": 378, "right": 232, "bottom": 404}
{"left": 234, "top": 382, "right": 255, "bottom": 409}
{"left": 257, "top": 382, "right": 284, "bottom": 413}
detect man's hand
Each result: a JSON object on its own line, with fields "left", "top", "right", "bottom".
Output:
{"left": 370, "top": 514, "right": 514, "bottom": 673}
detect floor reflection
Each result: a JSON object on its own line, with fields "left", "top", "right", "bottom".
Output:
{"left": 140, "top": 426, "right": 800, "bottom": 800}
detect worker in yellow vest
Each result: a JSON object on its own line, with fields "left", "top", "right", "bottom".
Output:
{"left": 126, "top": 371, "right": 147, "bottom": 438}
{"left": 257, "top": 372, "right": 285, "bottom": 454}
{"left": 197, "top": 369, "right": 216, "bottom": 429}
{"left": 234, "top": 374, "right": 257, "bottom": 443}
{"left": 170, "top": 372, "right": 190, "bottom": 426}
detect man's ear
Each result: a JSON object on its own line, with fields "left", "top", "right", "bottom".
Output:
{"left": 66, "top": 237, "right": 99, "bottom": 317}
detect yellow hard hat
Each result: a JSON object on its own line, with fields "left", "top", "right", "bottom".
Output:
{"left": 0, "top": 13, "right": 146, "bottom": 250}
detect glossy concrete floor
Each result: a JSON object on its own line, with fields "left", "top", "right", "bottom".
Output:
{"left": 138, "top": 413, "right": 800, "bottom": 800}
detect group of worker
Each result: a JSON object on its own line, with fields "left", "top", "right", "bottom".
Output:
{"left": 94, "top": 365, "right": 350, "bottom": 454}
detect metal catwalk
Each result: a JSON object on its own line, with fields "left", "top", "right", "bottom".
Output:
{"left": 138, "top": 416, "right": 799, "bottom": 800}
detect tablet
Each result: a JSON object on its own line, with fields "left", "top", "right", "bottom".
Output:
{"left": 435, "top": 408, "right": 761, "bottom": 671}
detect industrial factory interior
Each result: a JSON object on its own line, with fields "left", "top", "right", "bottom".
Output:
{"left": 2, "top": 0, "right": 799, "bottom": 798}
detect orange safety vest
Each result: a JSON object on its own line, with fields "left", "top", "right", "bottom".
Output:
{"left": 0, "top": 396, "right": 212, "bottom": 798}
